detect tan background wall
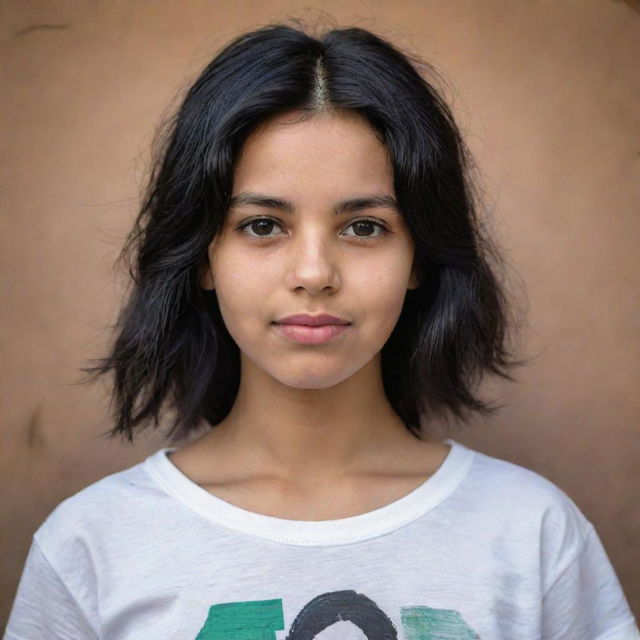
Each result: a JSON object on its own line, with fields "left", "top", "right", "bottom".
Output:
{"left": 1, "top": 0, "right": 638, "bottom": 627}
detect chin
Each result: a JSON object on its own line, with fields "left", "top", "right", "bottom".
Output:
{"left": 271, "top": 367, "right": 355, "bottom": 390}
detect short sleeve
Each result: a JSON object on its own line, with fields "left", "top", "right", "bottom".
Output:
{"left": 4, "top": 537, "right": 99, "bottom": 640}
{"left": 541, "top": 524, "right": 640, "bottom": 640}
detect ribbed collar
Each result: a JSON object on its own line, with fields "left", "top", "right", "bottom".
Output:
{"left": 144, "top": 438, "right": 474, "bottom": 546}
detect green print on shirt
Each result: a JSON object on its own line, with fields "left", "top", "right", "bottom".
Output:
{"left": 195, "top": 590, "right": 480, "bottom": 640}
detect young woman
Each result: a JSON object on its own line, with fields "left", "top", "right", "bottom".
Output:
{"left": 5, "top": 22, "right": 638, "bottom": 640}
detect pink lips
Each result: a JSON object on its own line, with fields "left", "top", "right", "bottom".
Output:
{"left": 275, "top": 313, "right": 350, "bottom": 326}
{"left": 273, "top": 313, "right": 351, "bottom": 344}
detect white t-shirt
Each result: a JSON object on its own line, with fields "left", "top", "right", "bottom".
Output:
{"left": 4, "top": 438, "right": 639, "bottom": 640}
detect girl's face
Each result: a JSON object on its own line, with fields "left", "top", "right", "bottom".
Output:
{"left": 202, "top": 110, "right": 419, "bottom": 389}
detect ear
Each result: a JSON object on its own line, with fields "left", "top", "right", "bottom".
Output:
{"left": 408, "top": 259, "right": 421, "bottom": 290}
{"left": 199, "top": 238, "right": 219, "bottom": 290}
{"left": 199, "top": 258, "right": 215, "bottom": 291}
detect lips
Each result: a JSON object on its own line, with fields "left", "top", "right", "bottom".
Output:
{"left": 274, "top": 313, "right": 350, "bottom": 326}
{"left": 273, "top": 322, "right": 350, "bottom": 344}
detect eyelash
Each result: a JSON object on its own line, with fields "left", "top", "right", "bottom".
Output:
{"left": 236, "top": 217, "right": 390, "bottom": 242}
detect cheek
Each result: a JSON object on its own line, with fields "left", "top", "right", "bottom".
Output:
{"left": 215, "top": 269, "right": 255, "bottom": 313}
{"left": 357, "top": 263, "right": 413, "bottom": 332}
{"left": 212, "top": 254, "right": 277, "bottom": 331}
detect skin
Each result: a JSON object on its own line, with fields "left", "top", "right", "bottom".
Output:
{"left": 170, "top": 109, "right": 450, "bottom": 520}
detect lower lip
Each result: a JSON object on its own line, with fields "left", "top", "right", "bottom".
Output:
{"left": 273, "top": 323, "right": 350, "bottom": 344}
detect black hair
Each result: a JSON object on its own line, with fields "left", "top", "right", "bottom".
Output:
{"left": 83, "top": 20, "right": 525, "bottom": 444}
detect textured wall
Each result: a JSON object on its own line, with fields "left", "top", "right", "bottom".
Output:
{"left": 1, "top": 0, "right": 638, "bottom": 626}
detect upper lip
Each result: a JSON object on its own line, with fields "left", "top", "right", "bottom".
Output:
{"left": 275, "top": 313, "right": 350, "bottom": 326}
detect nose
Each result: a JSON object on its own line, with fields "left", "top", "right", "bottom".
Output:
{"left": 284, "top": 231, "right": 341, "bottom": 295}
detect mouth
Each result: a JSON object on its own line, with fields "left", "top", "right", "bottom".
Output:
{"left": 272, "top": 322, "right": 351, "bottom": 345}
{"left": 274, "top": 313, "right": 351, "bottom": 326}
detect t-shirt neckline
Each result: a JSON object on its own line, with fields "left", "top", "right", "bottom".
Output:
{"left": 144, "top": 437, "right": 474, "bottom": 546}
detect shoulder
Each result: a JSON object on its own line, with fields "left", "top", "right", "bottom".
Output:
{"left": 459, "top": 441, "right": 590, "bottom": 521}
{"left": 33, "top": 451, "right": 166, "bottom": 564}
{"left": 451, "top": 441, "right": 595, "bottom": 588}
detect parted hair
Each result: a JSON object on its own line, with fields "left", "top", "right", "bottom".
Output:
{"left": 84, "top": 20, "right": 524, "bottom": 443}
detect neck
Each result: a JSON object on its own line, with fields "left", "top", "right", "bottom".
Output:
{"left": 198, "top": 353, "right": 421, "bottom": 481}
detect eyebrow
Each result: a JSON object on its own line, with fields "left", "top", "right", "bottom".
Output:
{"left": 227, "top": 191, "right": 399, "bottom": 216}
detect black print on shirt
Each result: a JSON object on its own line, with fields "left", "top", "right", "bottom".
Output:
{"left": 195, "top": 590, "right": 480, "bottom": 639}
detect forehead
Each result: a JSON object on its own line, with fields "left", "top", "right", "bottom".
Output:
{"left": 232, "top": 110, "right": 394, "bottom": 194}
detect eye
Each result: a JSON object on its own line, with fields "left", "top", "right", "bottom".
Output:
{"left": 342, "top": 218, "right": 389, "bottom": 240}
{"left": 237, "top": 217, "right": 389, "bottom": 241}
{"left": 237, "top": 217, "right": 285, "bottom": 238}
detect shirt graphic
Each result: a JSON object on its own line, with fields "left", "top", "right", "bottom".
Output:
{"left": 195, "top": 591, "right": 480, "bottom": 640}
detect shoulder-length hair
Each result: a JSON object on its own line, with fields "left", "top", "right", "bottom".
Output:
{"left": 85, "top": 22, "right": 524, "bottom": 443}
